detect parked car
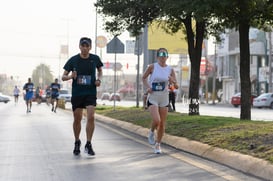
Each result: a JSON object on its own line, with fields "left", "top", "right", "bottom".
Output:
{"left": 253, "top": 93, "right": 273, "bottom": 109}
{"left": 41, "top": 91, "right": 48, "bottom": 103}
{"left": 0, "top": 93, "right": 11, "bottom": 103}
{"left": 101, "top": 92, "right": 110, "bottom": 101}
{"left": 231, "top": 92, "right": 257, "bottom": 107}
{"left": 58, "top": 89, "right": 72, "bottom": 103}
{"left": 109, "top": 93, "right": 121, "bottom": 101}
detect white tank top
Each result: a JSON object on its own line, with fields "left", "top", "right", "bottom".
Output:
{"left": 149, "top": 62, "right": 172, "bottom": 92}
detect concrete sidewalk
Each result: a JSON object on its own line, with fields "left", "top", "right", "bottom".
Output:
{"left": 95, "top": 113, "right": 273, "bottom": 181}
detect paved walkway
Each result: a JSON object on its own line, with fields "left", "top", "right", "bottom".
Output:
{"left": 95, "top": 114, "right": 273, "bottom": 180}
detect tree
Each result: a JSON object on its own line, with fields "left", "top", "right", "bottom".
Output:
{"left": 32, "top": 63, "right": 54, "bottom": 89}
{"left": 211, "top": 0, "right": 273, "bottom": 120}
{"left": 95, "top": 0, "right": 215, "bottom": 115}
{"left": 96, "top": 0, "right": 273, "bottom": 120}
{"left": 95, "top": 0, "right": 160, "bottom": 36}
{"left": 160, "top": 0, "right": 217, "bottom": 115}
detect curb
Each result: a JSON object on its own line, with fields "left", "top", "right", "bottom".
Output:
{"left": 95, "top": 113, "right": 273, "bottom": 180}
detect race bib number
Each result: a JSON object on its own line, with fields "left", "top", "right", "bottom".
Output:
{"left": 77, "top": 75, "right": 92, "bottom": 85}
{"left": 52, "top": 85, "right": 59, "bottom": 89}
{"left": 152, "top": 82, "right": 165, "bottom": 91}
{"left": 27, "top": 84, "right": 34, "bottom": 91}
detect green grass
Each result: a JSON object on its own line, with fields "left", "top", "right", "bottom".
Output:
{"left": 96, "top": 105, "right": 273, "bottom": 163}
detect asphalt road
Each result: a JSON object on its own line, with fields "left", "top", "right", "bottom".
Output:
{"left": 0, "top": 101, "right": 263, "bottom": 181}
{"left": 96, "top": 99, "right": 273, "bottom": 121}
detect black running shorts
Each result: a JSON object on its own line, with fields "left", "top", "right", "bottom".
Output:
{"left": 71, "top": 95, "right": 97, "bottom": 111}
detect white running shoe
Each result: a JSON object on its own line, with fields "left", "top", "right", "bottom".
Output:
{"left": 148, "top": 130, "right": 155, "bottom": 145}
{"left": 154, "top": 143, "right": 162, "bottom": 154}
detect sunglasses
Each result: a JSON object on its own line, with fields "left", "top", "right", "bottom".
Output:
{"left": 157, "top": 52, "right": 168, "bottom": 57}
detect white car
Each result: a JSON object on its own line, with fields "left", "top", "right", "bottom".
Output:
{"left": 0, "top": 93, "right": 11, "bottom": 103}
{"left": 58, "top": 89, "right": 72, "bottom": 103}
{"left": 101, "top": 92, "right": 110, "bottom": 101}
{"left": 109, "top": 93, "right": 121, "bottom": 101}
{"left": 253, "top": 93, "right": 273, "bottom": 109}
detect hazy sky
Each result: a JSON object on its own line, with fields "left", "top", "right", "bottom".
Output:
{"left": 0, "top": 0, "right": 133, "bottom": 82}
{"left": 0, "top": 0, "right": 213, "bottom": 86}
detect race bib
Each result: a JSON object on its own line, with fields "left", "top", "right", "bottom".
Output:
{"left": 152, "top": 82, "right": 165, "bottom": 91}
{"left": 52, "top": 85, "right": 59, "bottom": 89}
{"left": 27, "top": 84, "right": 34, "bottom": 91}
{"left": 77, "top": 75, "right": 92, "bottom": 85}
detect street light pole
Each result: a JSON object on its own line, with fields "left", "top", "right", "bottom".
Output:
{"left": 268, "top": 31, "right": 272, "bottom": 92}
{"left": 136, "top": 35, "right": 140, "bottom": 107}
{"left": 94, "top": 4, "right": 98, "bottom": 55}
{"left": 212, "top": 40, "right": 217, "bottom": 104}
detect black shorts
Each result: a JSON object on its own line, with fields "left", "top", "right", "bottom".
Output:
{"left": 71, "top": 95, "right": 97, "bottom": 111}
{"left": 51, "top": 92, "right": 59, "bottom": 99}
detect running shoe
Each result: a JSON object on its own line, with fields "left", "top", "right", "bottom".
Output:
{"left": 148, "top": 130, "right": 155, "bottom": 145}
{"left": 73, "top": 140, "right": 81, "bottom": 155}
{"left": 85, "top": 142, "right": 95, "bottom": 156}
{"left": 154, "top": 142, "right": 162, "bottom": 154}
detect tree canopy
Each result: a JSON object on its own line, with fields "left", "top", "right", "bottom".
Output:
{"left": 96, "top": 0, "right": 160, "bottom": 36}
{"left": 95, "top": 0, "right": 273, "bottom": 119}
{"left": 32, "top": 63, "right": 54, "bottom": 89}
{"left": 96, "top": 0, "right": 214, "bottom": 115}
{"left": 211, "top": 0, "right": 273, "bottom": 119}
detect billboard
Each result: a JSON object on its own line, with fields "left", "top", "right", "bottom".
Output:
{"left": 148, "top": 21, "right": 188, "bottom": 54}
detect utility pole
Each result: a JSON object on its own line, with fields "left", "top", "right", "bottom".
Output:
{"left": 94, "top": 5, "right": 98, "bottom": 55}
{"left": 136, "top": 35, "right": 140, "bottom": 107}
{"left": 212, "top": 40, "right": 217, "bottom": 104}
{"left": 268, "top": 31, "right": 272, "bottom": 92}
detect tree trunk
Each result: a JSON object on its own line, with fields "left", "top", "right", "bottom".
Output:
{"left": 184, "top": 17, "right": 205, "bottom": 115}
{"left": 239, "top": 23, "right": 251, "bottom": 120}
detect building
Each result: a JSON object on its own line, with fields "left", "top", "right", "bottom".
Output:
{"left": 217, "top": 28, "right": 273, "bottom": 103}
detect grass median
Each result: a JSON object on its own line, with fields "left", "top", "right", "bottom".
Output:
{"left": 96, "top": 105, "right": 273, "bottom": 164}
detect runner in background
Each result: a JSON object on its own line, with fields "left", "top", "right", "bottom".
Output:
{"left": 23, "top": 78, "right": 35, "bottom": 113}
{"left": 50, "top": 78, "right": 61, "bottom": 113}
{"left": 13, "top": 85, "right": 20, "bottom": 105}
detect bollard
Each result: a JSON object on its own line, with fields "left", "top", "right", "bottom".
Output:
{"left": 58, "top": 98, "right": 66, "bottom": 109}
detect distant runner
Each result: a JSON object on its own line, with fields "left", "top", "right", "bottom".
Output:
{"left": 23, "top": 78, "right": 35, "bottom": 113}
{"left": 50, "top": 78, "right": 61, "bottom": 113}
{"left": 13, "top": 85, "right": 20, "bottom": 105}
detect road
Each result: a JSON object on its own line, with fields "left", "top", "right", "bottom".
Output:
{"left": 97, "top": 99, "right": 273, "bottom": 121}
{"left": 0, "top": 101, "right": 263, "bottom": 181}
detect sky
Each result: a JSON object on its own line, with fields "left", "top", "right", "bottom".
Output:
{"left": 0, "top": 0, "right": 214, "bottom": 87}
{"left": 0, "top": 0, "right": 136, "bottom": 83}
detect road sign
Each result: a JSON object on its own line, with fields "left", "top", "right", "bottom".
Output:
{"left": 96, "top": 36, "right": 107, "bottom": 48}
{"left": 134, "top": 35, "right": 143, "bottom": 55}
{"left": 126, "top": 40, "right": 135, "bottom": 54}
{"left": 107, "top": 36, "right": 124, "bottom": 54}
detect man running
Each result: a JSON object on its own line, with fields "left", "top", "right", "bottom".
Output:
{"left": 62, "top": 37, "right": 103, "bottom": 156}
{"left": 50, "top": 78, "right": 61, "bottom": 113}
{"left": 23, "top": 78, "right": 35, "bottom": 113}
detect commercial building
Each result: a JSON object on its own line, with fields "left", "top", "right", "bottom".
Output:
{"left": 216, "top": 28, "right": 273, "bottom": 103}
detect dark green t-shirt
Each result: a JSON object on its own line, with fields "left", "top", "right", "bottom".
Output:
{"left": 63, "top": 54, "right": 103, "bottom": 97}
